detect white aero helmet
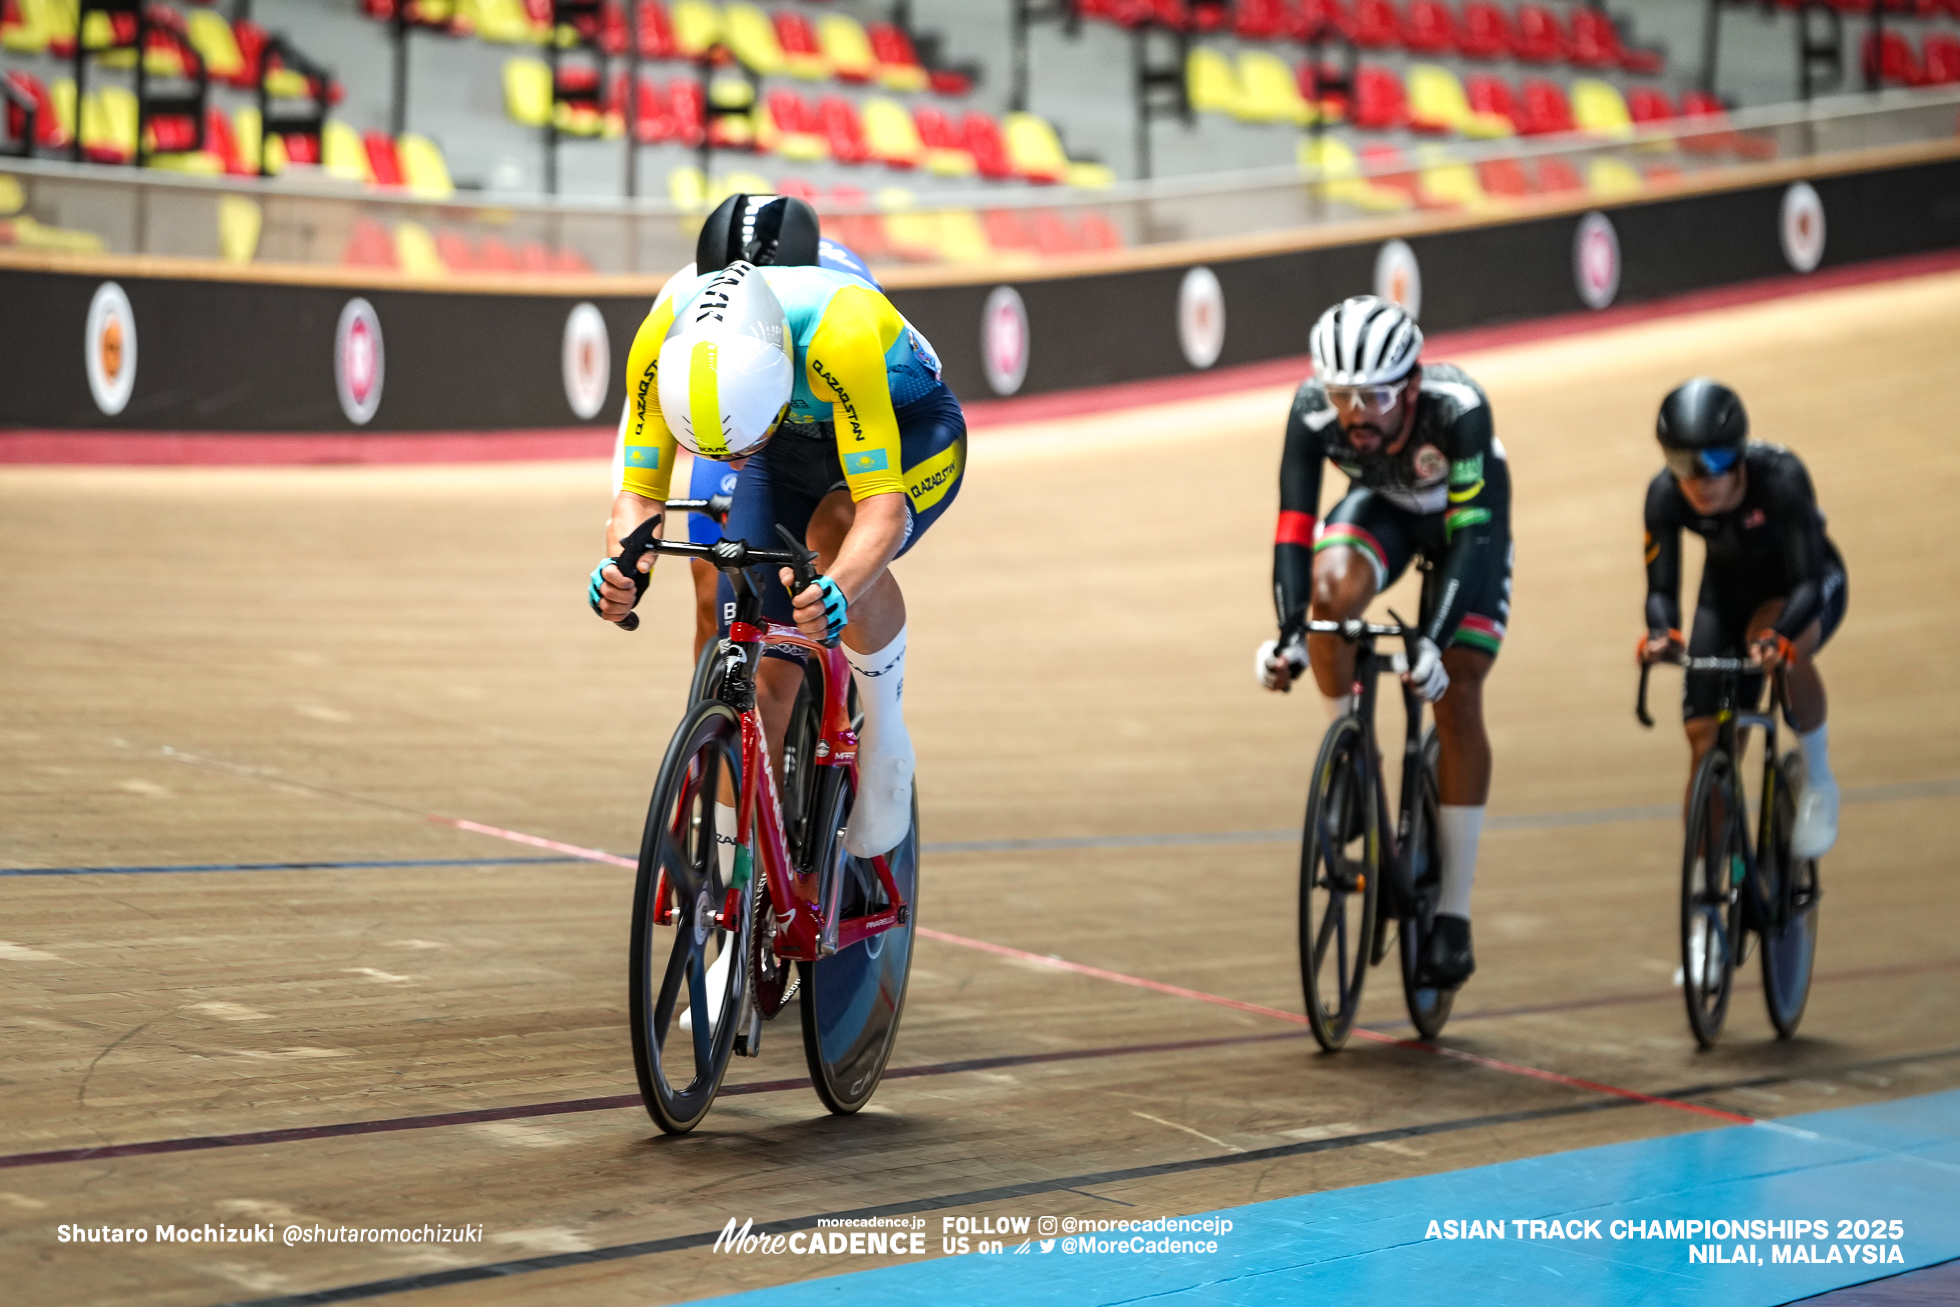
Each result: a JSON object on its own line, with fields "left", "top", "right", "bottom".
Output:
{"left": 1309, "top": 295, "right": 1423, "bottom": 387}
{"left": 657, "top": 261, "right": 794, "bottom": 461}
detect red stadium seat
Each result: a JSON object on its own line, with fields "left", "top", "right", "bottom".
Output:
{"left": 1456, "top": 2, "right": 1511, "bottom": 59}
{"left": 982, "top": 208, "right": 1036, "bottom": 251}
{"left": 1351, "top": 64, "right": 1408, "bottom": 129}
{"left": 1925, "top": 34, "right": 1960, "bottom": 84}
{"left": 1357, "top": 141, "right": 1425, "bottom": 206}
{"left": 4, "top": 71, "right": 67, "bottom": 148}
{"left": 962, "top": 110, "right": 1015, "bottom": 179}
{"left": 1477, "top": 156, "right": 1535, "bottom": 198}
{"left": 1678, "top": 89, "right": 1776, "bottom": 159}
{"left": 867, "top": 22, "right": 926, "bottom": 90}
{"left": 816, "top": 95, "right": 870, "bottom": 164}
{"left": 363, "top": 130, "right": 404, "bottom": 186}
{"left": 1029, "top": 209, "right": 1079, "bottom": 256}
{"left": 344, "top": 217, "right": 398, "bottom": 268}
{"left": 435, "top": 231, "right": 479, "bottom": 272}
{"left": 204, "top": 106, "right": 249, "bottom": 173}
{"left": 1862, "top": 31, "right": 1926, "bottom": 85}
{"left": 826, "top": 184, "right": 892, "bottom": 261}
{"left": 1075, "top": 211, "right": 1125, "bottom": 251}
{"left": 668, "top": 78, "right": 707, "bottom": 148}
{"left": 1625, "top": 86, "right": 1675, "bottom": 125}
{"left": 632, "top": 77, "right": 673, "bottom": 142}
{"left": 635, "top": 1, "right": 674, "bottom": 59}
{"left": 1518, "top": 77, "right": 1574, "bottom": 134}
{"left": 1534, "top": 155, "right": 1584, "bottom": 194}
{"left": 1298, "top": 0, "right": 1354, "bottom": 42}
{"left": 232, "top": 20, "right": 267, "bottom": 86}
{"left": 1511, "top": 5, "right": 1568, "bottom": 64}
{"left": 1570, "top": 7, "right": 1664, "bottom": 75}
{"left": 1348, "top": 0, "right": 1401, "bottom": 49}
{"left": 1465, "top": 73, "right": 1522, "bottom": 133}
{"left": 1235, "top": 0, "right": 1291, "bottom": 40}
{"left": 1401, "top": 0, "right": 1456, "bottom": 54}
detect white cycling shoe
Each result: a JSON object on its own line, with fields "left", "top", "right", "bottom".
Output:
{"left": 1791, "top": 774, "right": 1839, "bottom": 860}
{"left": 676, "top": 946, "right": 730, "bottom": 1033}
{"left": 844, "top": 730, "right": 915, "bottom": 859}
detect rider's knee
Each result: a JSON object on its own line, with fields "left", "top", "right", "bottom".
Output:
{"left": 1310, "top": 550, "right": 1373, "bottom": 618}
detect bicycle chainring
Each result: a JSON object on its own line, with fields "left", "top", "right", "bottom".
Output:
{"left": 749, "top": 882, "right": 798, "bottom": 1018}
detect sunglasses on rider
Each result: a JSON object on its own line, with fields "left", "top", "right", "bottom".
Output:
{"left": 1324, "top": 380, "right": 1409, "bottom": 417}
{"left": 1663, "top": 445, "right": 1741, "bottom": 481}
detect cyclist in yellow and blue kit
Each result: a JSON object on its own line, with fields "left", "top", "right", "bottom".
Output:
{"left": 590, "top": 252, "right": 963, "bottom": 862}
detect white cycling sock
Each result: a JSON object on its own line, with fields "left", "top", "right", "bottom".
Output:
{"left": 843, "top": 627, "right": 915, "bottom": 857}
{"left": 1798, "top": 723, "right": 1834, "bottom": 789}
{"left": 1437, "top": 805, "right": 1484, "bottom": 920}
{"left": 1322, "top": 693, "right": 1354, "bottom": 722}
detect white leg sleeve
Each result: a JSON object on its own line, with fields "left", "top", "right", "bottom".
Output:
{"left": 843, "top": 627, "right": 915, "bottom": 858}
{"left": 1436, "top": 804, "right": 1484, "bottom": 920}
{"left": 1798, "top": 723, "right": 1834, "bottom": 789}
{"left": 1322, "top": 693, "right": 1354, "bottom": 722}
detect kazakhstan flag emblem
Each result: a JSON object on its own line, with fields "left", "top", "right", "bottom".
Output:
{"left": 625, "top": 445, "right": 660, "bottom": 469}
{"left": 845, "top": 449, "right": 889, "bottom": 474}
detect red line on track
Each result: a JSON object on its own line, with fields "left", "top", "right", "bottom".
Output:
{"left": 917, "top": 925, "right": 1754, "bottom": 1125}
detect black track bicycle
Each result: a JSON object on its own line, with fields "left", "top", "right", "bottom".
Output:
{"left": 1297, "top": 614, "right": 1455, "bottom": 1051}
{"left": 1638, "top": 655, "right": 1821, "bottom": 1047}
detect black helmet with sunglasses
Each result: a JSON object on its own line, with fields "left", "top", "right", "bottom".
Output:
{"left": 1656, "top": 378, "right": 1748, "bottom": 480}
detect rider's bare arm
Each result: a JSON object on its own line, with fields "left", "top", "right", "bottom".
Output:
{"left": 784, "top": 491, "right": 906, "bottom": 639}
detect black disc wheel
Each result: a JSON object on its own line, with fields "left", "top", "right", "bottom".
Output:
{"left": 799, "top": 769, "right": 919, "bottom": 1115}
{"left": 1299, "top": 714, "right": 1381, "bottom": 1052}
{"left": 628, "top": 700, "right": 750, "bottom": 1134}
{"left": 1761, "top": 750, "right": 1821, "bottom": 1039}
{"left": 1681, "top": 748, "right": 1744, "bottom": 1049}
{"left": 1399, "top": 728, "right": 1456, "bottom": 1040}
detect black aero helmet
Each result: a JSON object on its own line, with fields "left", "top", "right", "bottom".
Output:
{"left": 1656, "top": 378, "right": 1748, "bottom": 479}
{"left": 696, "top": 193, "right": 822, "bottom": 271}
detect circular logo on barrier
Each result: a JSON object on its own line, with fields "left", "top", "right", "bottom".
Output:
{"left": 981, "top": 285, "right": 1029, "bottom": 397}
{"left": 1573, "top": 212, "right": 1621, "bottom": 311}
{"left": 1177, "top": 265, "right": 1226, "bottom": 371}
{"left": 562, "top": 302, "right": 611, "bottom": 420}
{"left": 1781, "top": 182, "right": 1826, "bottom": 274}
{"left": 85, "top": 281, "right": 137, "bottom": 416}
{"left": 1373, "top": 239, "right": 1422, "bottom": 319}
{"left": 335, "top": 298, "right": 385, "bottom": 426}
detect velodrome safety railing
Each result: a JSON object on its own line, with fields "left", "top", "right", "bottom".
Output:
{"left": 2, "top": 86, "right": 1956, "bottom": 277}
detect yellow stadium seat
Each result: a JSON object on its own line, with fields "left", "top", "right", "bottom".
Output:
{"left": 862, "top": 96, "right": 923, "bottom": 168}
{"left": 671, "top": 0, "right": 721, "bottom": 60}
{"left": 395, "top": 221, "right": 445, "bottom": 276}
{"left": 145, "top": 149, "right": 223, "bottom": 175}
{"left": 1235, "top": 50, "right": 1309, "bottom": 124}
{"left": 3, "top": 0, "right": 69, "bottom": 53}
{"left": 463, "top": 0, "right": 540, "bottom": 44}
{"left": 1003, "top": 111, "right": 1068, "bottom": 184}
{"left": 1066, "top": 160, "right": 1117, "bottom": 189}
{"left": 218, "top": 194, "right": 262, "bottom": 263}
{"left": 1572, "top": 79, "right": 1635, "bottom": 140}
{"left": 231, "top": 106, "right": 289, "bottom": 174}
{"left": 82, "top": 86, "right": 137, "bottom": 160}
{"left": 668, "top": 164, "right": 706, "bottom": 209}
{"left": 398, "top": 134, "right": 455, "bottom": 198}
{"left": 322, "top": 121, "right": 372, "bottom": 183}
{"left": 1416, "top": 145, "right": 1485, "bottom": 209}
{"left": 708, "top": 169, "right": 771, "bottom": 208}
{"left": 186, "top": 9, "right": 245, "bottom": 81}
{"left": 724, "top": 3, "right": 784, "bottom": 76}
{"left": 817, "top": 12, "right": 878, "bottom": 83}
{"left": 1185, "top": 46, "right": 1239, "bottom": 116}
{"left": 1586, "top": 155, "right": 1644, "bottom": 198}
{"left": 503, "top": 58, "right": 552, "bottom": 127}
{"left": 933, "top": 209, "right": 993, "bottom": 263}
{"left": 1298, "top": 136, "right": 1409, "bottom": 213}
{"left": 1407, "top": 64, "right": 1511, "bottom": 138}
{"left": 49, "top": 77, "right": 76, "bottom": 141}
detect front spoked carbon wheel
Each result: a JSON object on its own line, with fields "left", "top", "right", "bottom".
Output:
{"left": 628, "top": 700, "right": 750, "bottom": 1134}
{"left": 1761, "top": 750, "right": 1821, "bottom": 1039}
{"left": 799, "top": 770, "right": 919, "bottom": 1114}
{"left": 1299, "top": 715, "right": 1381, "bottom": 1052}
{"left": 1399, "top": 728, "right": 1455, "bottom": 1040}
{"left": 1681, "top": 749, "right": 1743, "bottom": 1049}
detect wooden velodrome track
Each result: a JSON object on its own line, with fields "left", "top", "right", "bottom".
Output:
{"left": 4, "top": 269, "right": 1960, "bottom": 1307}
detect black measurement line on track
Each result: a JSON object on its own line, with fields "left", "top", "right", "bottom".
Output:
{"left": 202, "top": 1045, "right": 1960, "bottom": 1307}
{"left": 0, "top": 1031, "right": 1311, "bottom": 1171}
{"left": 14, "top": 776, "right": 1950, "bottom": 875}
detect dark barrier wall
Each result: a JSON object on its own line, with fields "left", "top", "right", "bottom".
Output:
{"left": 3, "top": 153, "right": 1958, "bottom": 435}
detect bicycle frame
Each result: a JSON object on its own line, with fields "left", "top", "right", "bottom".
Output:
{"left": 1310, "top": 618, "right": 1426, "bottom": 919}
{"left": 632, "top": 531, "right": 909, "bottom": 966}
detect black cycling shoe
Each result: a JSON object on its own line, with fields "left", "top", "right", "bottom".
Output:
{"left": 1420, "top": 914, "right": 1476, "bottom": 989}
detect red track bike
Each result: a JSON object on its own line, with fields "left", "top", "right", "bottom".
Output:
{"left": 612, "top": 515, "right": 919, "bottom": 1134}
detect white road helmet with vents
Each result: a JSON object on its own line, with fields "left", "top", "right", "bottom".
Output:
{"left": 657, "top": 261, "right": 794, "bottom": 461}
{"left": 1309, "top": 295, "right": 1423, "bottom": 387}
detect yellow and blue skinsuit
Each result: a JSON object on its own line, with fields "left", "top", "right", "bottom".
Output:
{"left": 617, "top": 264, "right": 958, "bottom": 515}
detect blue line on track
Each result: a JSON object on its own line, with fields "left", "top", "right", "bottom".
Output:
{"left": 699, "top": 1088, "right": 1960, "bottom": 1307}
{"left": 0, "top": 856, "right": 583, "bottom": 877}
